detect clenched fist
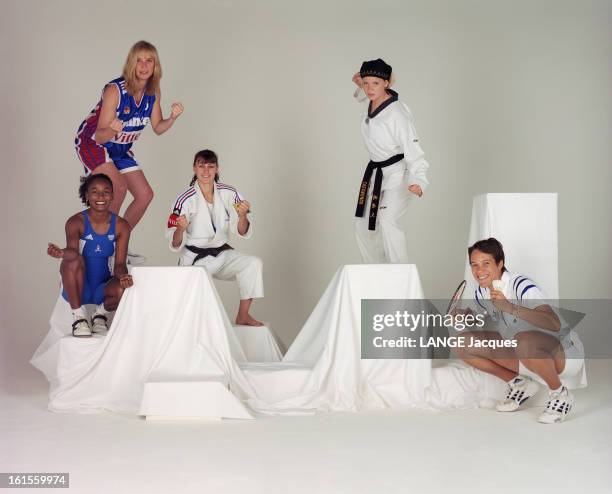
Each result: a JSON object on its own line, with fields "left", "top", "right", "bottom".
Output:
{"left": 233, "top": 200, "right": 251, "bottom": 217}
{"left": 170, "top": 102, "right": 184, "bottom": 120}
{"left": 47, "top": 243, "right": 64, "bottom": 259}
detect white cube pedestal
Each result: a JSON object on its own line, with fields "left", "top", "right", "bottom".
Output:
{"left": 464, "top": 193, "right": 559, "bottom": 298}
{"left": 139, "top": 376, "right": 254, "bottom": 420}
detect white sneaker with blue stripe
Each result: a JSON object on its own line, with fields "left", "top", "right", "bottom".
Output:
{"left": 538, "top": 386, "right": 574, "bottom": 424}
{"left": 496, "top": 376, "right": 540, "bottom": 412}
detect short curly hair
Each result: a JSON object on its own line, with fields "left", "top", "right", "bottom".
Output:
{"left": 78, "top": 174, "right": 114, "bottom": 205}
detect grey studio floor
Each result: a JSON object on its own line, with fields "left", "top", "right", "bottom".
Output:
{"left": 2, "top": 360, "right": 611, "bottom": 494}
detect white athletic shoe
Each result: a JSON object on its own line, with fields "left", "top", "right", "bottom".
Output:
{"left": 496, "top": 376, "right": 540, "bottom": 412}
{"left": 538, "top": 387, "right": 574, "bottom": 424}
{"left": 72, "top": 318, "right": 92, "bottom": 338}
{"left": 91, "top": 314, "right": 109, "bottom": 335}
{"left": 127, "top": 251, "right": 146, "bottom": 265}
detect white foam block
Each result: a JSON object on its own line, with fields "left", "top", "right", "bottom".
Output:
{"left": 139, "top": 376, "right": 254, "bottom": 420}
{"left": 464, "top": 193, "right": 559, "bottom": 298}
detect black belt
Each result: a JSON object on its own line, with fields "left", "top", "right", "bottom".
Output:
{"left": 355, "top": 153, "right": 404, "bottom": 231}
{"left": 186, "top": 243, "right": 233, "bottom": 265}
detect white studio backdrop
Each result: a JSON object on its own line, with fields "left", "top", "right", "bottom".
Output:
{"left": 1, "top": 0, "right": 611, "bottom": 389}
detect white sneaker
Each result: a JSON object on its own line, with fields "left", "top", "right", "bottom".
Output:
{"left": 91, "top": 314, "right": 109, "bottom": 335}
{"left": 72, "top": 318, "right": 92, "bottom": 338}
{"left": 496, "top": 376, "right": 540, "bottom": 412}
{"left": 127, "top": 251, "right": 146, "bottom": 265}
{"left": 538, "top": 387, "right": 574, "bottom": 424}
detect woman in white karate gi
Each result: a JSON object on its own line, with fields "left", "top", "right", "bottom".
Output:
{"left": 166, "top": 149, "right": 264, "bottom": 326}
{"left": 352, "top": 58, "right": 430, "bottom": 263}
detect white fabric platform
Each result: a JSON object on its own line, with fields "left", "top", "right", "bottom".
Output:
{"left": 31, "top": 267, "right": 261, "bottom": 413}
{"left": 464, "top": 193, "right": 559, "bottom": 298}
{"left": 259, "top": 265, "right": 433, "bottom": 412}
{"left": 233, "top": 325, "right": 282, "bottom": 362}
{"left": 246, "top": 265, "right": 504, "bottom": 414}
{"left": 32, "top": 265, "right": 506, "bottom": 416}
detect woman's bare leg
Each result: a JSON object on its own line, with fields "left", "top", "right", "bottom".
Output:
{"left": 516, "top": 331, "right": 566, "bottom": 389}
{"left": 103, "top": 278, "right": 125, "bottom": 312}
{"left": 236, "top": 299, "right": 263, "bottom": 327}
{"left": 60, "top": 256, "right": 85, "bottom": 310}
{"left": 122, "top": 170, "right": 154, "bottom": 230}
{"left": 454, "top": 331, "right": 519, "bottom": 382}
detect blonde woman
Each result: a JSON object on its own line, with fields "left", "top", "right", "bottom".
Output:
{"left": 74, "top": 41, "right": 183, "bottom": 260}
{"left": 352, "top": 58, "right": 430, "bottom": 263}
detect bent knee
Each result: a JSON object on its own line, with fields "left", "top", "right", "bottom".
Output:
{"left": 113, "top": 283, "right": 125, "bottom": 297}
{"left": 452, "top": 332, "right": 473, "bottom": 358}
{"left": 249, "top": 255, "right": 263, "bottom": 271}
{"left": 60, "top": 255, "right": 84, "bottom": 271}
{"left": 453, "top": 345, "right": 469, "bottom": 359}
{"left": 113, "top": 178, "right": 128, "bottom": 197}
{"left": 106, "top": 280, "right": 125, "bottom": 299}
{"left": 144, "top": 187, "right": 154, "bottom": 204}
{"left": 516, "top": 331, "right": 556, "bottom": 355}
{"left": 134, "top": 186, "right": 154, "bottom": 205}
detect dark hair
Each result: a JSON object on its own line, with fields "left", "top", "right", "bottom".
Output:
{"left": 190, "top": 149, "right": 219, "bottom": 186}
{"left": 79, "top": 174, "right": 113, "bottom": 205}
{"left": 468, "top": 237, "right": 507, "bottom": 272}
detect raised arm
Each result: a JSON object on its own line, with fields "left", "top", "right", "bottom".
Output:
{"left": 150, "top": 90, "right": 184, "bottom": 135}
{"left": 391, "top": 105, "right": 430, "bottom": 195}
{"left": 166, "top": 193, "right": 192, "bottom": 252}
{"left": 47, "top": 215, "right": 83, "bottom": 261}
{"left": 171, "top": 215, "right": 189, "bottom": 249}
{"left": 490, "top": 289, "right": 561, "bottom": 332}
{"left": 235, "top": 201, "right": 251, "bottom": 236}
{"left": 226, "top": 189, "right": 253, "bottom": 239}
{"left": 94, "top": 85, "right": 123, "bottom": 144}
{"left": 352, "top": 72, "right": 368, "bottom": 102}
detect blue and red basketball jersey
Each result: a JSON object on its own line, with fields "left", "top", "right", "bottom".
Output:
{"left": 75, "top": 77, "right": 156, "bottom": 159}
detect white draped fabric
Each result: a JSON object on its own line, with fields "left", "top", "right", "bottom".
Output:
{"left": 32, "top": 265, "right": 505, "bottom": 416}
{"left": 266, "top": 265, "right": 432, "bottom": 411}
{"left": 246, "top": 265, "right": 503, "bottom": 413}
{"left": 31, "top": 267, "right": 256, "bottom": 413}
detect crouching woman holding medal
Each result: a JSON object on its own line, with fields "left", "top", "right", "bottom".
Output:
{"left": 454, "top": 238, "right": 585, "bottom": 424}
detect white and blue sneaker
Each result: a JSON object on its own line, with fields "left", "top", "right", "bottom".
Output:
{"left": 538, "top": 386, "right": 574, "bottom": 424}
{"left": 91, "top": 313, "right": 109, "bottom": 335}
{"left": 72, "top": 318, "right": 92, "bottom": 338}
{"left": 496, "top": 376, "right": 540, "bottom": 412}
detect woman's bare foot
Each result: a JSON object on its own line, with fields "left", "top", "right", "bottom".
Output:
{"left": 235, "top": 314, "right": 264, "bottom": 327}
{"left": 236, "top": 298, "right": 263, "bottom": 326}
